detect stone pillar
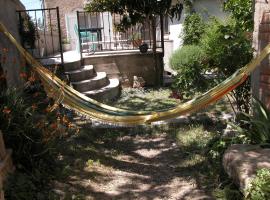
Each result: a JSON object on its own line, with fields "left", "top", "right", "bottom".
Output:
{"left": 252, "top": 0, "right": 270, "bottom": 108}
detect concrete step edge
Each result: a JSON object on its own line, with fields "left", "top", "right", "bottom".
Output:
{"left": 83, "top": 78, "right": 119, "bottom": 95}
{"left": 71, "top": 72, "right": 107, "bottom": 85}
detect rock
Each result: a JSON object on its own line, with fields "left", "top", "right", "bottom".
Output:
{"left": 223, "top": 144, "right": 270, "bottom": 193}
{"left": 133, "top": 76, "right": 145, "bottom": 88}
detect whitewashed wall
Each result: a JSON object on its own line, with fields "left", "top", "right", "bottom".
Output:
{"left": 164, "top": 0, "right": 229, "bottom": 70}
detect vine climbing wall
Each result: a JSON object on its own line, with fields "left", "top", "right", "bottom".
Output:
{"left": 252, "top": 0, "right": 270, "bottom": 109}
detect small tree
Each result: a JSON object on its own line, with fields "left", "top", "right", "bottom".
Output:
{"left": 85, "top": 0, "right": 183, "bottom": 85}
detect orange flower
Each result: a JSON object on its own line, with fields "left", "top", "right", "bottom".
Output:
{"left": 0, "top": 73, "right": 6, "bottom": 80}
{"left": 28, "top": 75, "right": 36, "bottom": 82}
{"left": 62, "top": 115, "right": 69, "bottom": 124}
{"left": 33, "top": 92, "right": 40, "bottom": 98}
{"left": 50, "top": 122, "right": 58, "bottom": 129}
{"left": 28, "top": 76, "right": 36, "bottom": 82}
{"left": 2, "top": 56, "right": 7, "bottom": 64}
{"left": 68, "top": 122, "right": 73, "bottom": 129}
{"left": 45, "top": 107, "right": 51, "bottom": 113}
{"left": 31, "top": 104, "right": 37, "bottom": 111}
{"left": 2, "top": 106, "right": 11, "bottom": 115}
{"left": 20, "top": 72, "right": 27, "bottom": 79}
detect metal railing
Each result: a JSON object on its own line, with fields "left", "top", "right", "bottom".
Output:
{"left": 17, "top": 7, "right": 63, "bottom": 66}
{"left": 76, "top": 11, "right": 163, "bottom": 57}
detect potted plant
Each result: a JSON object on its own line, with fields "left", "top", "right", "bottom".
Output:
{"left": 62, "top": 38, "right": 71, "bottom": 51}
{"left": 19, "top": 14, "right": 37, "bottom": 49}
{"left": 130, "top": 33, "right": 142, "bottom": 48}
{"left": 139, "top": 43, "right": 149, "bottom": 53}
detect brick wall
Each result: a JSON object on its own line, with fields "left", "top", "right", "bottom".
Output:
{"left": 44, "top": 0, "right": 85, "bottom": 38}
{"left": 252, "top": 0, "right": 270, "bottom": 109}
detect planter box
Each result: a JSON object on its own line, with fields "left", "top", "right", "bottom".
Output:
{"left": 63, "top": 44, "right": 71, "bottom": 52}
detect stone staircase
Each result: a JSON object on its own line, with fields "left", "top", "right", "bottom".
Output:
{"left": 64, "top": 61, "right": 120, "bottom": 100}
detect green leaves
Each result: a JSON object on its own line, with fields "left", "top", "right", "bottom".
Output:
{"left": 223, "top": 0, "right": 253, "bottom": 32}
{"left": 183, "top": 13, "right": 206, "bottom": 45}
{"left": 85, "top": 0, "right": 183, "bottom": 30}
{"left": 246, "top": 168, "right": 270, "bottom": 200}
{"left": 232, "top": 98, "right": 270, "bottom": 144}
{"left": 169, "top": 45, "right": 208, "bottom": 97}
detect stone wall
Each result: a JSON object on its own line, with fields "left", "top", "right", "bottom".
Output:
{"left": 252, "top": 1, "right": 270, "bottom": 109}
{"left": 44, "top": 0, "right": 85, "bottom": 39}
{"left": 0, "top": 0, "right": 25, "bottom": 88}
{"left": 84, "top": 51, "right": 163, "bottom": 86}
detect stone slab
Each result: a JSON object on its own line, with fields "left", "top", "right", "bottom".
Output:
{"left": 223, "top": 144, "right": 270, "bottom": 192}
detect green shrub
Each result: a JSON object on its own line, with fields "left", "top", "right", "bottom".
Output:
{"left": 246, "top": 168, "right": 270, "bottom": 200}
{"left": 183, "top": 13, "right": 206, "bottom": 45}
{"left": 201, "top": 19, "right": 253, "bottom": 76}
{"left": 200, "top": 18, "right": 253, "bottom": 113}
{"left": 224, "top": 0, "right": 253, "bottom": 32}
{"left": 169, "top": 45, "right": 208, "bottom": 97}
{"left": 231, "top": 98, "right": 270, "bottom": 144}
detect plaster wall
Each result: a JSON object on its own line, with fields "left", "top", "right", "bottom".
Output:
{"left": 0, "top": 0, "right": 25, "bottom": 88}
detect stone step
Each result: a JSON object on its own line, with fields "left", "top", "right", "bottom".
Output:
{"left": 65, "top": 65, "right": 95, "bottom": 82}
{"left": 83, "top": 78, "right": 120, "bottom": 100}
{"left": 64, "top": 60, "right": 82, "bottom": 72}
{"left": 71, "top": 72, "right": 109, "bottom": 93}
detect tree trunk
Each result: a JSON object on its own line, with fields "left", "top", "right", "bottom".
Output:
{"left": 150, "top": 16, "right": 160, "bottom": 86}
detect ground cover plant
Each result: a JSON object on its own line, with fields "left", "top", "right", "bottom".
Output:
{"left": 110, "top": 88, "right": 179, "bottom": 111}
{"left": 245, "top": 168, "right": 270, "bottom": 200}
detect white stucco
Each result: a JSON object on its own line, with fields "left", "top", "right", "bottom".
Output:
{"left": 164, "top": 0, "right": 229, "bottom": 70}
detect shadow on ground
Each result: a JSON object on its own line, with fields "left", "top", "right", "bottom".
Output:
{"left": 52, "top": 116, "right": 226, "bottom": 200}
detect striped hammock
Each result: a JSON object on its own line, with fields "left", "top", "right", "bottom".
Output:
{"left": 1, "top": 22, "right": 270, "bottom": 125}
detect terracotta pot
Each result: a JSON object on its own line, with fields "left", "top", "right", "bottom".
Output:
{"left": 132, "top": 39, "right": 142, "bottom": 48}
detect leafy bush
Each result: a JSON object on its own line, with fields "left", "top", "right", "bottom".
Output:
{"left": 201, "top": 19, "right": 253, "bottom": 76}
{"left": 246, "top": 168, "right": 270, "bottom": 200}
{"left": 231, "top": 98, "right": 270, "bottom": 144}
{"left": 0, "top": 82, "right": 69, "bottom": 199}
{"left": 200, "top": 18, "right": 253, "bottom": 113}
{"left": 169, "top": 45, "right": 208, "bottom": 97}
{"left": 224, "top": 0, "right": 253, "bottom": 32}
{"left": 183, "top": 13, "right": 206, "bottom": 45}
{"left": 0, "top": 88, "right": 59, "bottom": 171}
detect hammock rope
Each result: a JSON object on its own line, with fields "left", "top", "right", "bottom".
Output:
{"left": 1, "top": 21, "right": 270, "bottom": 125}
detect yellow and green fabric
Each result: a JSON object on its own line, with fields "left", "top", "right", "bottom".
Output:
{"left": 1, "top": 21, "right": 270, "bottom": 125}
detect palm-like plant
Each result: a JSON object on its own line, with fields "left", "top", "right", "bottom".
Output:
{"left": 232, "top": 98, "right": 270, "bottom": 145}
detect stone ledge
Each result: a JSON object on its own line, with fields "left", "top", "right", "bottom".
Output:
{"left": 223, "top": 144, "right": 270, "bottom": 193}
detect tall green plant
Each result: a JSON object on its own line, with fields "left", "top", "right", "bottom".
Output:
{"left": 183, "top": 13, "right": 206, "bottom": 45}
{"left": 19, "top": 15, "right": 37, "bottom": 48}
{"left": 200, "top": 18, "right": 253, "bottom": 113}
{"left": 231, "top": 98, "right": 270, "bottom": 144}
{"left": 169, "top": 45, "right": 208, "bottom": 97}
{"left": 223, "top": 0, "right": 253, "bottom": 32}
